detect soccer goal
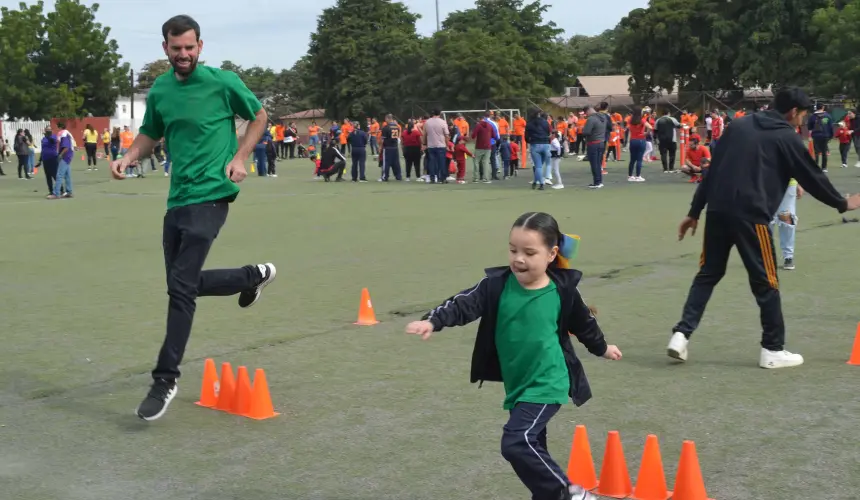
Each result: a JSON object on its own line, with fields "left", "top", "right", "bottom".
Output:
{"left": 441, "top": 109, "right": 528, "bottom": 169}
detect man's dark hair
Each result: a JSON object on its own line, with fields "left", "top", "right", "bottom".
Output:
{"left": 773, "top": 87, "right": 812, "bottom": 114}
{"left": 162, "top": 15, "right": 200, "bottom": 41}
{"left": 431, "top": 108, "right": 441, "bottom": 117}
{"left": 598, "top": 101, "right": 609, "bottom": 111}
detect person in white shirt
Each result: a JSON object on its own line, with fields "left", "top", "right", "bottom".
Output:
{"left": 546, "top": 132, "right": 564, "bottom": 189}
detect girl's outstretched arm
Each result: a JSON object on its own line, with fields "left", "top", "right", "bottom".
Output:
{"left": 421, "top": 278, "right": 488, "bottom": 331}
{"left": 568, "top": 288, "right": 609, "bottom": 357}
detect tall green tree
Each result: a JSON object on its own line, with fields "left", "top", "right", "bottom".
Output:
{"left": 307, "top": 0, "right": 423, "bottom": 119}
{"left": 39, "top": 0, "right": 131, "bottom": 116}
{"left": 137, "top": 59, "right": 171, "bottom": 90}
{"left": 569, "top": 29, "right": 627, "bottom": 76}
{"left": 441, "top": 0, "right": 576, "bottom": 95}
{"left": 812, "top": 0, "right": 860, "bottom": 98}
{"left": 0, "top": 2, "right": 48, "bottom": 119}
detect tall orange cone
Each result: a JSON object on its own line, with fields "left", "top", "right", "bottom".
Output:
{"left": 567, "top": 425, "right": 599, "bottom": 490}
{"left": 214, "top": 362, "right": 236, "bottom": 412}
{"left": 246, "top": 368, "right": 280, "bottom": 420}
{"left": 672, "top": 441, "right": 713, "bottom": 500}
{"left": 847, "top": 322, "right": 860, "bottom": 365}
{"left": 231, "top": 366, "right": 253, "bottom": 416}
{"left": 596, "top": 431, "right": 633, "bottom": 498}
{"left": 354, "top": 287, "right": 379, "bottom": 326}
{"left": 631, "top": 435, "right": 671, "bottom": 500}
{"left": 194, "top": 358, "right": 219, "bottom": 408}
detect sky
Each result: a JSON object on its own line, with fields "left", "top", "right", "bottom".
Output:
{"left": 0, "top": 0, "right": 648, "bottom": 72}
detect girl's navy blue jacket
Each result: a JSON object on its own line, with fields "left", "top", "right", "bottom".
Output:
{"left": 421, "top": 266, "right": 608, "bottom": 407}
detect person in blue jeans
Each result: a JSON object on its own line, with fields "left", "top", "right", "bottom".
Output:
{"left": 524, "top": 108, "right": 551, "bottom": 190}
{"left": 770, "top": 180, "right": 802, "bottom": 271}
{"left": 348, "top": 123, "right": 369, "bottom": 182}
{"left": 581, "top": 106, "right": 608, "bottom": 188}
{"left": 255, "top": 128, "right": 270, "bottom": 176}
{"left": 49, "top": 124, "right": 75, "bottom": 199}
{"left": 626, "top": 106, "right": 653, "bottom": 182}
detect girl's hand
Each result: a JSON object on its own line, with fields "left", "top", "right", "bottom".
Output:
{"left": 406, "top": 320, "right": 434, "bottom": 340}
{"left": 603, "top": 345, "right": 622, "bottom": 360}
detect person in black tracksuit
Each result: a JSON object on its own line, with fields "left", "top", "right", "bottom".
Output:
{"left": 318, "top": 141, "right": 346, "bottom": 182}
{"left": 669, "top": 87, "right": 860, "bottom": 369}
{"left": 380, "top": 115, "right": 402, "bottom": 181}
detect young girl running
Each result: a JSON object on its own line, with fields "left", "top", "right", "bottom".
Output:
{"left": 406, "top": 212, "right": 622, "bottom": 500}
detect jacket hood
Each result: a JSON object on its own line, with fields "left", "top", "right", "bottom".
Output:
{"left": 753, "top": 110, "right": 796, "bottom": 131}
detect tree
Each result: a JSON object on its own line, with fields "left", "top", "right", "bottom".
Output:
{"left": 569, "top": 29, "right": 628, "bottom": 76}
{"left": 307, "top": 0, "right": 423, "bottom": 119}
{"left": 137, "top": 59, "right": 171, "bottom": 90}
{"left": 0, "top": 0, "right": 131, "bottom": 119}
{"left": 441, "top": 0, "right": 576, "bottom": 95}
{"left": 812, "top": 0, "right": 860, "bottom": 98}
{"left": 219, "top": 60, "right": 243, "bottom": 75}
{"left": 39, "top": 0, "right": 131, "bottom": 116}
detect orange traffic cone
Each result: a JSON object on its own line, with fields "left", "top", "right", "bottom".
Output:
{"left": 194, "top": 358, "right": 219, "bottom": 408}
{"left": 631, "top": 435, "right": 671, "bottom": 500}
{"left": 214, "top": 362, "right": 236, "bottom": 412}
{"left": 567, "top": 425, "right": 599, "bottom": 490}
{"left": 671, "top": 441, "right": 713, "bottom": 500}
{"left": 246, "top": 368, "right": 279, "bottom": 420}
{"left": 596, "top": 431, "right": 633, "bottom": 498}
{"left": 231, "top": 366, "right": 253, "bottom": 416}
{"left": 847, "top": 322, "right": 860, "bottom": 366}
{"left": 354, "top": 287, "right": 379, "bottom": 326}
{"left": 81, "top": 154, "right": 86, "bottom": 161}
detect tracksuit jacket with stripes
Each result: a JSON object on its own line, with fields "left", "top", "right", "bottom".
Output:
{"left": 421, "top": 266, "right": 608, "bottom": 407}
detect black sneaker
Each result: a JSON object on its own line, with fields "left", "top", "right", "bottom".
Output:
{"left": 238, "top": 263, "right": 277, "bottom": 308}
{"left": 783, "top": 258, "right": 795, "bottom": 270}
{"left": 136, "top": 378, "right": 178, "bottom": 421}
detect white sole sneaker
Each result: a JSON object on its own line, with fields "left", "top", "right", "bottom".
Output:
{"left": 759, "top": 348, "right": 804, "bottom": 369}
{"left": 238, "top": 263, "right": 277, "bottom": 308}
{"left": 667, "top": 331, "right": 689, "bottom": 361}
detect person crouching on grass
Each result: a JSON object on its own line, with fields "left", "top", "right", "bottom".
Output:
{"left": 680, "top": 135, "right": 711, "bottom": 182}
{"left": 317, "top": 140, "right": 347, "bottom": 182}
{"left": 406, "top": 211, "right": 622, "bottom": 500}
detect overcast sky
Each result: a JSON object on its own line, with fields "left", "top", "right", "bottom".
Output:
{"left": 0, "top": 0, "right": 648, "bottom": 71}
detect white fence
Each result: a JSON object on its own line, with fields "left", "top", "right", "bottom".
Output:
{"left": 1, "top": 119, "right": 140, "bottom": 152}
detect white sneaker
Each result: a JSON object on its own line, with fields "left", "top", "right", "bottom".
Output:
{"left": 545, "top": 179, "right": 553, "bottom": 185}
{"left": 759, "top": 348, "right": 803, "bottom": 369}
{"left": 855, "top": 161, "right": 860, "bottom": 168}
{"left": 667, "top": 332, "right": 689, "bottom": 361}
{"left": 636, "top": 176, "right": 646, "bottom": 182}
{"left": 628, "top": 176, "right": 637, "bottom": 182}
{"left": 552, "top": 184, "right": 564, "bottom": 189}
{"left": 569, "top": 484, "right": 597, "bottom": 500}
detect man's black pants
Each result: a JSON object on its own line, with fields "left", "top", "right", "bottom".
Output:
{"left": 813, "top": 136, "right": 829, "bottom": 169}
{"left": 674, "top": 212, "right": 786, "bottom": 351}
{"left": 659, "top": 141, "right": 677, "bottom": 171}
{"left": 42, "top": 157, "right": 58, "bottom": 194}
{"left": 501, "top": 403, "right": 570, "bottom": 500}
{"left": 153, "top": 201, "right": 261, "bottom": 381}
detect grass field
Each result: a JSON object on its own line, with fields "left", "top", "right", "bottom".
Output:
{"left": 1, "top": 152, "right": 859, "bottom": 500}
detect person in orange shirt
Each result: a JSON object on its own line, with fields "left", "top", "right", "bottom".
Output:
{"left": 512, "top": 112, "right": 526, "bottom": 145}
{"left": 275, "top": 122, "right": 285, "bottom": 158}
{"left": 341, "top": 119, "right": 354, "bottom": 157}
{"left": 555, "top": 117, "right": 568, "bottom": 155}
{"left": 369, "top": 118, "right": 380, "bottom": 156}
{"left": 308, "top": 121, "right": 321, "bottom": 156}
{"left": 680, "top": 134, "right": 711, "bottom": 182}
{"left": 498, "top": 115, "right": 510, "bottom": 138}
{"left": 575, "top": 114, "right": 587, "bottom": 155}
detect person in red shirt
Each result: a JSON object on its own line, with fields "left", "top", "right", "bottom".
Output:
{"left": 834, "top": 120, "right": 853, "bottom": 168}
{"left": 709, "top": 111, "right": 724, "bottom": 150}
{"left": 680, "top": 135, "right": 711, "bottom": 182}
{"left": 510, "top": 138, "right": 520, "bottom": 171}
{"left": 401, "top": 119, "right": 424, "bottom": 180}
{"left": 453, "top": 136, "right": 473, "bottom": 183}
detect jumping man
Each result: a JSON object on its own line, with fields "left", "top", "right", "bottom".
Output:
{"left": 110, "top": 15, "right": 277, "bottom": 420}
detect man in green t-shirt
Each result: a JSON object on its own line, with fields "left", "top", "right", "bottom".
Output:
{"left": 110, "top": 15, "right": 277, "bottom": 421}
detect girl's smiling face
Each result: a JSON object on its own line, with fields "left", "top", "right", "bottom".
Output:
{"left": 508, "top": 226, "right": 558, "bottom": 286}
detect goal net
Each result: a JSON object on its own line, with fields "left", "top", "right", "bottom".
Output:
{"left": 441, "top": 109, "right": 528, "bottom": 169}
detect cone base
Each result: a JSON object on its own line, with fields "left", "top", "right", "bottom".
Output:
{"left": 354, "top": 320, "right": 379, "bottom": 326}
{"left": 244, "top": 411, "right": 280, "bottom": 420}
{"left": 847, "top": 360, "right": 860, "bottom": 365}
{"left": 194, "top": 401, "right": 216, "bottom": 408}
{"left": 630, "top": 489, "right": 672, "bottom": 500}
{"left": 596, "top": 493, "right": 632, "bottom": 499}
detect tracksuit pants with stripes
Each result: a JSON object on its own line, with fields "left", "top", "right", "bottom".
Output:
{"left": 673, "top": 211, "right": 786, "bottom": 351}
{"left": 501, "top": 402, "right": 571, "bottom": 500}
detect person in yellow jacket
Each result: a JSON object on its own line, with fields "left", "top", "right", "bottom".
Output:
{"left": 83, "top": 124, "right": 99, "bottom": 170}
{"left": 102, "top": 128, "right": 111, "bottom": 160}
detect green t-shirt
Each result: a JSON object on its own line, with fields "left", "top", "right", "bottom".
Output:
{"left": 139, "top": 65, "right": 262, "bottom": 209}
{"left": 495, "top": 273, "right": 570, "bottom": 410}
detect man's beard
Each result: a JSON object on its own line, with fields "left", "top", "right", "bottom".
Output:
{"left": 171, "top": 56, "right": 198, "bottom": 77}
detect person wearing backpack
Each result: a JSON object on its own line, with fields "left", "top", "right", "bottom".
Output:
{"left": 807, "top": 103, "right": 834, "bottom": 172}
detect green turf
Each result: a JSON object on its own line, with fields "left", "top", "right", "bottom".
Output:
{"left": 1, "top": 153, "right": 859, "bottom": 499}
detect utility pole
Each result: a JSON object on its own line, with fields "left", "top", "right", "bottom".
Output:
{"left": 130, "top": 69, "right": 135, "bottom": 132}
{"left": 435, "top": 0, "right": 440, "bottom": 31}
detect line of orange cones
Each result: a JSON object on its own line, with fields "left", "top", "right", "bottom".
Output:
{"left": 567, "top": 426, "right": 713, "bottom": 500}
{"left": 195, "top": 358, "right": 279, "bottom": 420}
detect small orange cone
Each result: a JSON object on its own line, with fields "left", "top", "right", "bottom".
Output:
{"left": 194, "top": 358, "right": 219, "bottom": 408}
{"left": 246, "top": 368, "right": 280, "bottom": 420}
{"left": 566, "top": 425, "right": 599, "bottom": 490}
{"left": 81, "top": 154, "right": 86, "bottom": 161}
{"left": 354, "top": 287, "right": 379, "bottom": 326}
{"left": 631, "top": 435, "right": 671, "bottom": 500}
{"left": 214, "top": 362, "right": 236, "bottom": 412}
{"left": 847, "top": 322, "right": 860, "bottom": 366}
{"left": 231, "top": 366, "right": 253, "bottom": 416}
{"left": 596, "top": 431, "right": 633, "bottom": 498}
{"left": 672, "top": 441, "right": 714, "bottom": 500}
